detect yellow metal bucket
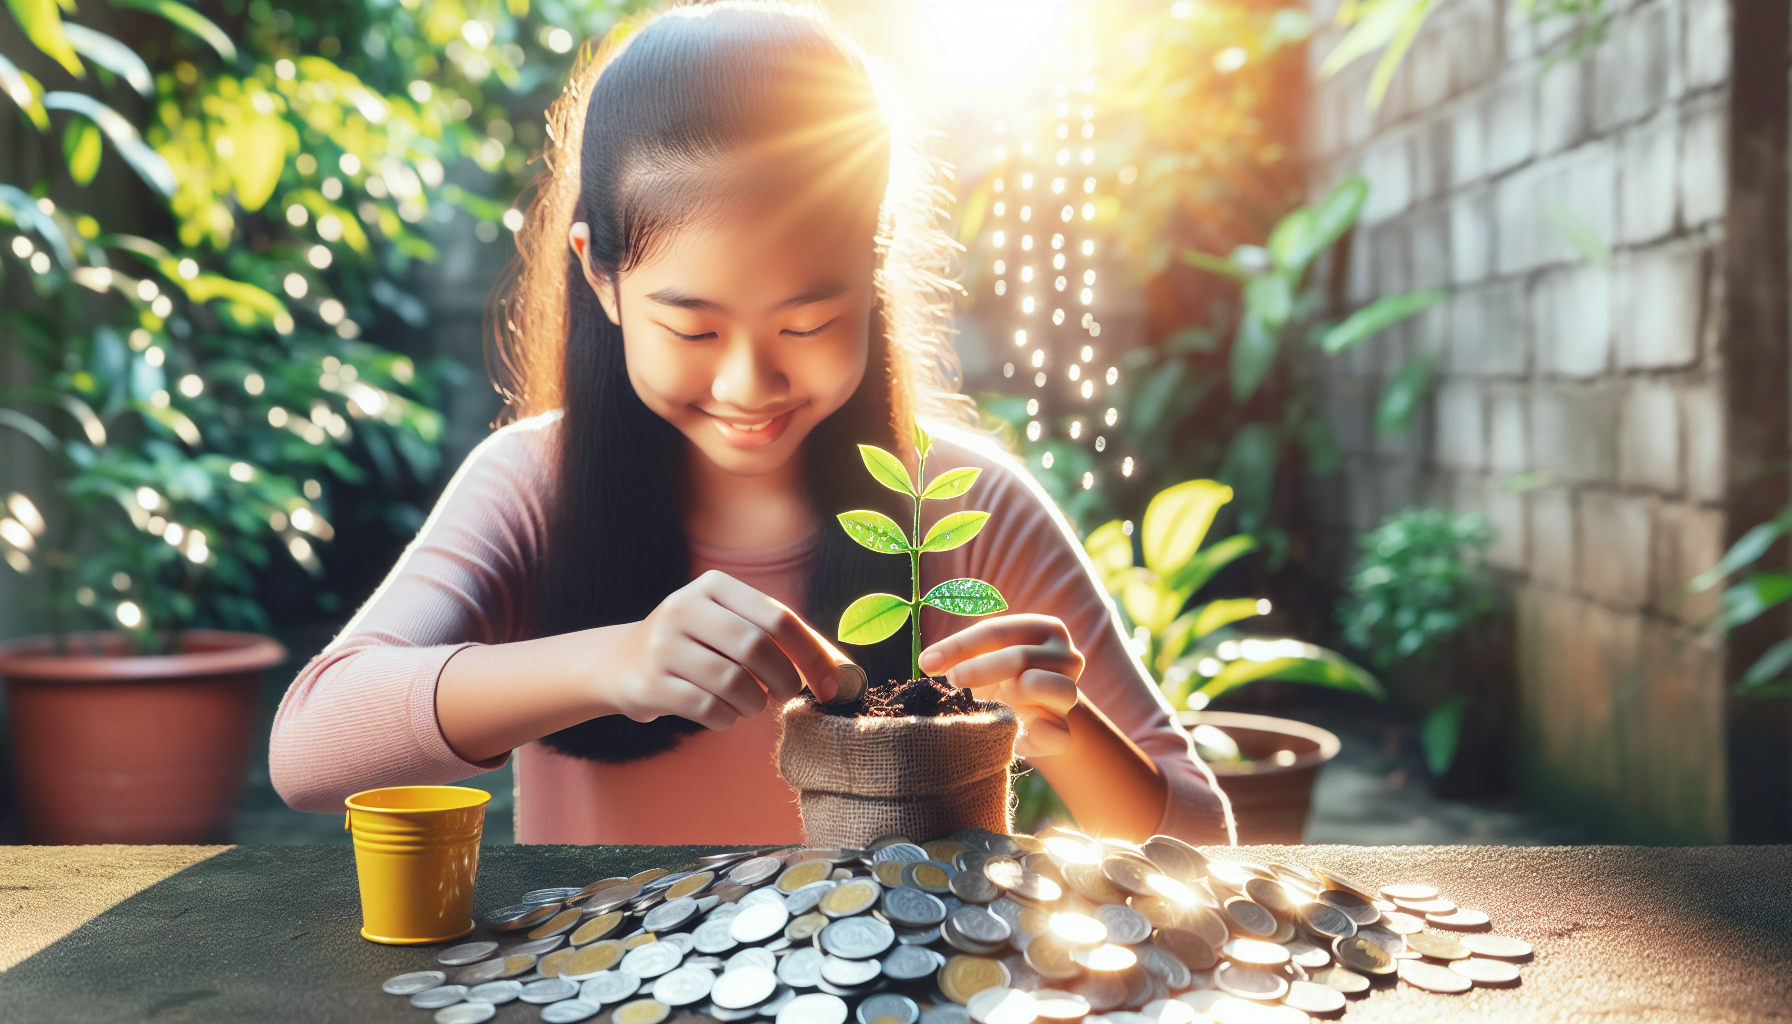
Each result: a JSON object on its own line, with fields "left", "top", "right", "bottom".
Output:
{"left": 345, "top": 785, "right": 490, "bottom": 944}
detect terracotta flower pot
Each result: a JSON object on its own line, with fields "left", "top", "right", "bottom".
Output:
{"left": 0, "top": 630, "right": 286, "bottom": 844}
{"left": 1178, "top": 710, "right": 1340, "bottom": 846}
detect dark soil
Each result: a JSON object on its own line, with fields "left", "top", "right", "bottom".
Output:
{"left": 820, "top": 676, "right": 998, "bottom": 718}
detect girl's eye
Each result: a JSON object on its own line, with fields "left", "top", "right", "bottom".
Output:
{"left": 783, "top": 319, "right": 836, "bottom": 337}
{"left": 667, "top": 326, "right": 717, "bottom": 341}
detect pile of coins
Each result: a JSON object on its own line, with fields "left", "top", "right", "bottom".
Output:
{"left": 378, "top": 830, "right": 1535, "bottom": 1024}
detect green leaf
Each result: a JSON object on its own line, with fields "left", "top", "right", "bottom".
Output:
{"left": 177, "top": 273, "right": 288, "bottom": 324}
{"left": 1194, "top": 644, "right": 1385, "bottom": 704}
{"left": 1141, "top": 480, "right": 1233, "bottom": 579}
{"left": 1364, "top": 0, "right": 1432, "bottom": 112}
{"left": 0, "top": 184, "right": 73, "bottom": 266}
{"left": 1179, "top": 249, "right": 1244, "bottom": 280}
{"left": 1376, "top": 357, "right": 1435, "bottom": 436}
{"left": 1187, "top": 598, "right": 1269, "bottom": 642}
{"left": 1692, "top": 506, "right": 1792, "bottom": 592}
{"left": 921, "top": 510, "right": 990, "bottom": 553}
{"left": 1229, "top": 312, "right": 1278, "bottom": 402}
{"left": 62, "top": 24, "right": 153, "bottom": 96}
{"left": 1165, "top": 533, "right": 1259, "bottom": 598}
{"left": 921, "top": 466, "right": 980, "bottom": 500}
{"left": 1737, "top": 635, "right": 1792, "bottom": 698}
{"left": 1216, "top": 424, "right": 1279, "bottom": 532}
{"left": 913, "top": 419, "right": 933, "bottom": 460}
{"left": 0, "top": 408, "right": 59, "bottom": 453}
{"left": 1298, "top": 176, "right": 1370, "bottom": 270}
{"left": 1083, "top": 520, "right": 1134, "bottom": 591}
{"left": 1266, "top": 208, "right": 1315, "bottom": 274}
{"left": 63, "top": 118, "right": 102, "bottom": 185}
{"left": 1320, "top": 289, "right": 1445, "bottom": 353}
{"left": 111, "top": 0, "right": 238, "bottom": 61}
{"left": 1420, "top": 695, "right": 1467, "bottom": 777}
{"left": 1543, "top": 200, "right": 1610, "bottom": 267}
{"left": 4, "top": 0, "right": 84, "bottom": 76}
{"left": 837, "top": 510, "right": 910, "bottom": 555}
{"left": 921, "top": 578, "right": 1009, "bottom": 617}
{"left": 1121, "top": 576, "right": 1181, "bottom": 636}
{"left": 838, "top": 592, "right": 911, "bottom": 646}
{"left": 1721, "top": 572, "right": 1792, "bottom": 629}
{"left": 41, "top": 93, "right": 177, "bottom": 196}
{"left": 0, "top": 53, "right": 49, "bottom": 130}
{"left": 1319, "top": 0, "right": 1428, "bottom": 78}
{"left": 858, "top": 444, "right": 914, "bottom": 496}
{"left": 1244, "top": 273, "right": 1295, "bottom": 328}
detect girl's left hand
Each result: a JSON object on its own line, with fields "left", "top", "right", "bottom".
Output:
{"left": 919, "top": 614, "right": 1084, "bottom": 757}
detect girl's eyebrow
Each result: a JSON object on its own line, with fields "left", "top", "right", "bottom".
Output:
{"left": 645, "top": 281, "right": 849, "bottom": 313}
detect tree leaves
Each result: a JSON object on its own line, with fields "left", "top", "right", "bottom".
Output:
{"left": 110, "top": 0, "right": 237, "bottom": 61}
{"left": 921, "top": 466, "right": 980, "bottom": 500}
{"left": 838, "top": 592, "right": 911, "bottom": 646}
{"left": 1376, "top": 356, "right": 1434, "bottom": 436}
{"left": 1193, "top": 644, "right": 1384, "bottom": 704}
{"left": 62, "top": 24, "right": 153, "bottom": 96}
{"left": 1228, "top": 312, "right": 1278, "bottom": 402}
{"left": 63, "top": 118, "right": 102, "bottom": 185}
{"left": 5, "top": 0, "right": 84, "bottom": 76}
{"left": 1722, "top": 571, "right": 1792, "bottom": 630}
{"left": 42, "top": 92, "right": 177, "bottom": 196}
{"left": 1083, "top": 519, "right": 1134, "bottom": 591}
{"left": 0, "top": 53, "right": 48, "bottom": 130}
{"left": 1140, "top": 479, "right": 1232, "bottom": 579}
{"left": 838, "top": 509, "right": 910, "bottom": 555}
{"left": 921, "top": 578, "right": 1008, "bottom": 617}
{"left": 920, "top": 511, "right": 989, "bottom": 553}
{"left": 858, "top": 444, "right": 914, "bottom": 496}
{"left": 1320, "top": 289, "right": 1444, "bottom": 354}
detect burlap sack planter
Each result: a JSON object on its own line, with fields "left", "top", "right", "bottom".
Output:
{"left": 776, "top": 696, "right": 1020, "bottom": 846}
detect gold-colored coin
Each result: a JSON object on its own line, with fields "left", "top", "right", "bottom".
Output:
{"left": 665, "top": 870, "right": 715, "bottom": 901}
{"left": 538, "top": 948, "right": 572, "bottom": 978}
{"left": 925, "top": 840, "right": 970, "bottom": 863}
{"left": 528, "top": 908, "right": 581, "bottom": 940}
{"left": 1404, "top": 930, "right": 1469, "bottom": 961}
{"left": 778, "top": 858, "right": 833, "bottom": 893}
{"left": 574, "top": 876, "right": 631, "bottom": 901}
{"left": 614, "top": 998, "right": 672, "bottom": 1024}
{"left": 1309, "top": 964, "right": 1370, "bottom": 994}
{"left": 628, "top": 868, "right": 670, "bottom": 886}
{"left": 492, "top": 903, "right": 560, "bottom": 934}
{"left": 1016, "top": 906, "right": 1053, "bottom": 939}
{"left": 786, "top": 911, "right": 827, "bottom": 941}
{"left": 1063, "top": 863, "right": 1127, "bottom": 904}
{"left": 831, "top": 867, "right": 853, "bottom": 881}
{"left": 910, "top": 863, "right": 953, "bottom": 891}
{"left": 1022, "top": 936, "right": 1081, "bottom": 980}
{"left": 498, "top": 953, "right": 537, "bottom": 978}
{"left": 940, "top": 954, "right": 1012, "bottom": 1004}
{"left": 819, "top": 878, "right": 880, "bottom": 918}
{"left": 565, "top": 939, "right": 624, "bottom": 976}
{"left": 874, "top": 862, "right": 908, "bottom": 887}
{"left": 1333, "top": 936, "right": 1394, "bottom": 975}
{"left": 624, "top": 931, "right": 659, "bottom": 949}
{"left": 1009, "top": 834, "right": 1046, "bottom": 855}
{"left": 571, "top": 912, "right": 625, "bottom": 946}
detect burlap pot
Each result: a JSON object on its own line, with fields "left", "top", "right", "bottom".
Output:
{"left": 776, "top": 697, "right": 1020, "bottom": 846}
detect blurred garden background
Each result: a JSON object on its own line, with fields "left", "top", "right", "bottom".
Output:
{"left": 1, "top": 0, "right": 1784, "bottom": 847}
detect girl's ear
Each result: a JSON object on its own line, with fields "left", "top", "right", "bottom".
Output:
{"left": 569, "top": 222, "right": 622, "bottom": 326}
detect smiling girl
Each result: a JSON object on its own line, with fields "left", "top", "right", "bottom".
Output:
{"left": 270, "top": 1, "right": 1232, "bottom": 846}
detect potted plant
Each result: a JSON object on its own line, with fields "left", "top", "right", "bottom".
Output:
{"left": 1337, "top": 508, "right": 1507, "bottom": 797}
{"left": 776, "top": 420, "right": 1017, "bottom": 846}
{"left": 0, "top": 0, "right": 489, "bottom": 842}
{"left": 1081, "top": 479, "right": 1382, "bottom": 843}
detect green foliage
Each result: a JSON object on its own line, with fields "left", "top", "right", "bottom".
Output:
{"left": 1338, "top": 508, "right": 1498, "bottom": 668}
{"left": 1, "top": 0, "right": 647, "bottom": 650}
{"left": 835, "top": 420, "right": 1009, "bottom": 679}
{"left": 1691, "top": 504, "right": 1792, "bottom": 698}
{"left": 1085, "top": 479, "right": 1381, "bottom": 721}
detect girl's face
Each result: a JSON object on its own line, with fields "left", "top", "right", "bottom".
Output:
{"left": 572, "top": 201, "right": 876, "bottom": 478}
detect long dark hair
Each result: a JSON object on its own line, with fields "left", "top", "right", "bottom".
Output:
{"left": 486, "top": 2, "right": 972, "bottom": 762}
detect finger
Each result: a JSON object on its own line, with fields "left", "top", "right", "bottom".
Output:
{"left": 1015, "top": 712, "right": 1071, "bottom": 757}
{"left": 681, "top": 596, "right": 803, "bottom": 702}
{"left": 948, "top": 644, "right": 1081, "bottom": 699}
{"left": 667, "top": 638, "right": 769, "bottom": 720}
{"left": 702, "top": 571, "right": 848, "bottom": 702}
{"left": 1008, "top": 668, "right": 1080, "bottom": 717}
{"left": 654, "top": 674, "right": 742, "bottom": 731}
{"left": 919, "top": 614, "right": 1076, "bottom": 676}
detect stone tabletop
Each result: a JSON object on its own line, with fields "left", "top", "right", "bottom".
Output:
{"left": 0, "top": 844, "right": 1788, "bottom": 1023}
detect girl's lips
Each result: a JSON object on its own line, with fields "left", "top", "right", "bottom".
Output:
{"left": 707, "top": 407, "right": 797, "bottom": 449}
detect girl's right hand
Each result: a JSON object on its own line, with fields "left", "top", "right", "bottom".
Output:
{"left": 603, "top": 569, "right": 845, "bottom": 729}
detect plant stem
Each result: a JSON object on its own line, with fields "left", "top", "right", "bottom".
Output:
{"left": 910, "top": 446, "right": 926, "bottom": 680}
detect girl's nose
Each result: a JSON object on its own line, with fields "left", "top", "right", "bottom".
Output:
{"left": 711, "top": 336, "right": 788, "bottom": 409}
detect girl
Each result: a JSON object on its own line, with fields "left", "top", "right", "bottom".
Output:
{"left": 270, "top": 1, "right": 1232, "bottom": 846}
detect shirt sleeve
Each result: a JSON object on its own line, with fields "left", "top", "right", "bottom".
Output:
{"left": 268, "top": 414, "right": 556, "bottom": 812}
{"left": 923, "top": 430, "right": 1236, "bottom": 844}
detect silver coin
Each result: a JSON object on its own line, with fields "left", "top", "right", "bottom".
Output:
{"left": 695, "top": 916, "right": 741, "bottom": 954}
{"left": 467, "top": 980, "right": 523, "bottom": 1004}
{"left": 777, "top": 991, "right": 850, "bottom": 1024}
{"left": 822, "top": 916, "right": 896, "bottom": 959}
{"left": 1318, "top": 889, "right": 1381, "bottom": 927}
{"left": 526, "top": 887, "right": 586, "bottom": 902}
{"left": 712, "top": 965, "right": 780, "bottom": 1009}
{"left": 1282, "top": 980, "right": 1345, "bottom": 1014}
{"left": 896, "top": 926, "right": 941, "bottom": 946}
{"left": 439, "top": 941, "right": 500, "bottom": 966}
{"left": 742, "top": 887, "right": 789, "bottom": 907}
{"left": 411, "top": 985, "right": 470, "bottom": 1010}
{"left": 621, "top": 941, "right": 684, "bottom": 979}
{"left": 434, "top": 1003, "right": 496, "bottom": 1024}
{"left": 779, "top": 947, "right": 827, "bottom": 988}
{"left": 580, "top": 971, "right": 641, "bottom": 1005}
{"left": 1283, "top": 939, "right": 1331, "bottom": 969}
{"left": 872, "top": 843, "right": 929, "bottom": 864}
{"left": 663, "top": 932, "right": 698, "bottom": 954}
{"left": 521, "top": 978, "right": 580, "bottom": 1004}
{"left": 1398, "top": 959, "right": 1473, "bottom": 993}
{"left": 449, "top": 959, "right": 508, "bottom": 987}
{"left": 1459, "top": 934, "right": 1533, "bottom": 959}
{"left": 731, "top": 856, "right": 786, "bottom": 887}
{"left": 880, "top": 944, "right": 939, "bottom": 981}
{"left": 1449, "top": 957, "right": 1521, "bottom": 984}
{"left": 883, "top": 886, "right": 949, "bottom": 928}
{"left": 654, "top": 965, "right": 717, "bottom": 1006}
{"left": 385, "top": 970, "right": 448, "bottom": 995}
{"left": 542, "top": 1000, "right": 604, "bottom": 1024}
{"left": 732, "top": 902, "right": 791, "bottom": 944}
{"left": 858, "top": 993, "right": 921, "bottom": 1024}
{"left": 1213, "top": 964, "right": 1287, "bottom": 1002}
{"left": 821, "top": 955, "right": 883, "bottom": 987}
{"left": 950, "top": 905, "right": 1013, "bottom": 945}
{"left": 1092, "top": 905, "right": 1151, "bottom": 946}
{"left": 1132, "top": 944, "right": 1191, "bottom": 990}
{"left": 923, "top": 1004, "right": 972, "bottom": 1024}
{"left": 729, "top": 946, "right": 780, "bottom": 974}
{"left": 762, "top": 983, "right": 799, "bottom": 1016}
{"left": 510, "top": 935, "right": 568, "bottom": 958}
{"left": 645, "top": 897, "right": 701, "bottom": 934}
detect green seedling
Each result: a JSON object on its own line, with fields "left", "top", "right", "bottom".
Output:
{"left": 836, "top": 419, "right": 1009, "bottom": 680}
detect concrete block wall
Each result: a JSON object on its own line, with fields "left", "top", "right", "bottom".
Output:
{"left": 1304, "top": 0, "right": 1736, "bottom": 842}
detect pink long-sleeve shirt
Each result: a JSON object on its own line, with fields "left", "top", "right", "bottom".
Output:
{"left": 269, "top": 411, "right": 1232, "bottom": 845}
